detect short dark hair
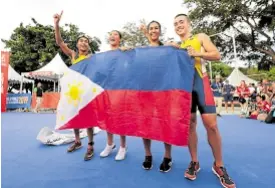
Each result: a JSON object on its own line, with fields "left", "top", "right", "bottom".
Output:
{"left": 111, "top": 30, "right": 122, "bottom": 39}
{"left": 174, "top": 14, "right": 190, "bottom": 23}
{"left": 174, "top": 13, "right": 188, "bottom": 19}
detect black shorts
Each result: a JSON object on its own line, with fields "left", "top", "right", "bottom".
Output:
{"left": 191, "top": 71, "right": 216, "bottom": 114}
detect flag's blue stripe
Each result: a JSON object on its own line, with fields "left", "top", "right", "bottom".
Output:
{"left": 70, "top": 46, "right": 195, "bottom": 92}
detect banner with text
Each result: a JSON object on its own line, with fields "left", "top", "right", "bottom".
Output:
{"left": 1, "top": 51, "right": 10, "bottom": 112}
{"left": 7, "top": 93, "right": 32, "bottom": 109}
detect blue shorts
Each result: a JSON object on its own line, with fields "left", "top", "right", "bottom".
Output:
{"left": 191, "top": 71, "right": 216, "bottom": 114}
{"left": 224, "top": 94, "right": 233, "bottom": 102}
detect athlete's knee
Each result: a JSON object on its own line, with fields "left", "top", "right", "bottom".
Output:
{"left": 201, "top": 114, "right": 219, "bottom": 133}
{"left": 206, "top": 123, "right": 219, "bottom": 133}
{"left": 204, "top": 120, "right": 219, "bottom": 135}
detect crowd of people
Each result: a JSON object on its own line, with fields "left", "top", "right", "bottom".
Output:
{"left": 211, "top": 77, "right": 275, "bottom": 123}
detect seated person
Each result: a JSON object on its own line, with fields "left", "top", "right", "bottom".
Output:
{"left": 264, "top": 88, "right": 275, "bottom": 124}
{"left": 241, "top": 95, "right": 270, "bottom": 119}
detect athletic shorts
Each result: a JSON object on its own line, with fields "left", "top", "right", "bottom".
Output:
{"left": 224, "top": 94, "right": 233, "bottom": 102}
{"left": 191, "top": 71, "right": 216, "bottom": 114}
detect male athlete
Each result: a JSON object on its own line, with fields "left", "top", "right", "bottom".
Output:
{"left": 172, "top": 14, "right": 235, "bottom": 188}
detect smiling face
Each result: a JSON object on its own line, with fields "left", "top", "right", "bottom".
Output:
{"left": 148, "top": 22, "right": 161, "bottom": 42}
{"left": 108, "top": 30, "right": 121, "bottom": 47}
{"left": 174, "top": 15, "right": 190, "bottom": 37}
{"left": 76, "top": 37, "right": 89, "bottom": 52}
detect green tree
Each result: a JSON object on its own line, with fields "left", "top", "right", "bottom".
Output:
{"left": 267, "top": 66, "right": 275, "bottom": 81}
{"left": 1, "top": 18, "right": 101, "bottom": 73}
{"left": 183, "top": 0, "right": 275, "bottom": 67}
{"left": 206, "top": 61, "right": 233, "bottom": 79}
{"left": 107, "top": 19, "right": 167, "bottom": 47}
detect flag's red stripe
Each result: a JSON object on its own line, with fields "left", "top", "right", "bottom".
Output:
{"left": 58, "top": 90, "right": 191, "bottom": 146}
{"left": 202, "top": 73, "right": 215, "bottom": 106}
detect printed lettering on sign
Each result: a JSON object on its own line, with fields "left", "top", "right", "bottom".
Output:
{"left": 18, "top": 97, "right": 29, "bottom": 104}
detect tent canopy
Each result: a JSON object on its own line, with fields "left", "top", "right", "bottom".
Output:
{"left": 226, "top": 67, "right": 258, "bottom": 86}
{"left": 22, "top": 54, "right": 68, "bottom": 81}
{"left": 8, "top": 65, "right": 33, "bottom": 83}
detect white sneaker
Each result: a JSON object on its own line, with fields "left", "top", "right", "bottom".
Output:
{"left": 115, "top": 147, "right": 127, "bottom": 161}
{"left": 100, "top": 143, "right": 116, "bottom": 157}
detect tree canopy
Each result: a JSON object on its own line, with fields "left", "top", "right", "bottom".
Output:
{"left": 183, "top": 0, "right": 275, "bottom": 68}
{"left": 1, "top": 18, "right": 101, "bottom": 73}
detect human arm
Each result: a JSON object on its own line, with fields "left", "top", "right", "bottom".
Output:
{"left": 53, "top": 11, "right": 74, "bottom": 58}
{"left": 187, "top": 33, "right": 221, "bottom": 61}
{"left": 139, "top": 24, "right": 152, "bottom": 44}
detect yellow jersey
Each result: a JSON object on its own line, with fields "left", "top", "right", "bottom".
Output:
{"left": 180, "top": 35, "right": 206, "bottom": 78}
{"left": 72, "top": 54, "right": 88, "bottom": 64}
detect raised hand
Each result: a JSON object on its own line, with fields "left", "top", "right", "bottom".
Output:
{"left": 53, "top": 11, "right": 63, "bottom": 26}
{"left": 139, "top": 24, "right": 148, "bottom": 36}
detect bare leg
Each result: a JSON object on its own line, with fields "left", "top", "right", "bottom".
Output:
{"left": 142, "top": 138, "right": 153, "bottom": 170}
{"left": 107, "top": 132, "right": 114, "bottom": 145}
{"left": 164, "top": 143, "right": 172, "bottom": 159}
{"left": 84, "top": 128, "right": 94, "bottom": 161}
{"left": 87, "top": 128, "right": 94, "bottom": 149}
{"left": 74, "top": 129, "right": 80, "bottom": 142}
{"left": 201, "top": 113, "right": 223, "bottom": 167}
{"left": 120, "top": 135, "right": 126, "bottom": 148}
{"left": 188, "top": 113, "right": 199, "bottom": 162}
{"left": 225, "top": 102, "right": 228, "bottom": 112}
{"left": 143, "top": 138, "right": 152, "bottom": 156}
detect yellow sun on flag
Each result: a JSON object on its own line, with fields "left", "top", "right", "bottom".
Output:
{"left": 65, "top": 82, "right": 84, "bottom": 107}
{"left": 92, "top": 87, "right": 97, "bottom": 94}
{"left": 59, "top": 115, "right": 65, "bottom": 121}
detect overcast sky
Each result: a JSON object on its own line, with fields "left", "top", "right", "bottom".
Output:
{"left": 0, "top": 0, "right": 187, "bottom": 51}
{"left": 0, "top": 0, "right": 254, "bottom": 67}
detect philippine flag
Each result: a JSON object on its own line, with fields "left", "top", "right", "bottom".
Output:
{"left": 55, "top": 46, "right": 194, "bottom": 146}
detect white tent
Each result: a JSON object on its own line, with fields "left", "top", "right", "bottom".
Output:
{"left": 8, "top": 65, "right": 33, "bottom": 83}
{"left": 22, "top": 54, "right": 68, "bottom": 81}
{"left": 226, "top": 67, "right": 258, "bottom": 86}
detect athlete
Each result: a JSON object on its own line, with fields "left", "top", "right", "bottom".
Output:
{"left": 139, "top": 21, "right": 172, "bottom": 173}
{"left": 99, "top": 30, "right": 127, "bottom": 161}
{"left": 54, "top": 11, "right": 94, "bottom": 161}
{"left": 172, "top": 14, "right": 236, "bottom": 188}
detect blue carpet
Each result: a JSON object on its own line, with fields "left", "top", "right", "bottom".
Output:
{"left": 1, "top": 113, "right": 275, "bottom": 188}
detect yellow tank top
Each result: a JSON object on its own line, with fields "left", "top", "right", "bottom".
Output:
{"left": 180, "top": 35, "right": 205, "bottom": 78}
{"left": 72, "top": 54, "right": 88, "bottom": 64}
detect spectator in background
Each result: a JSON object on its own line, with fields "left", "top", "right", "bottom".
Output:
{"left": 248, "top": 83, "right": 255, "bottom": 95}
{"left": 211, "top": 75, "right": 223, "bottom": 117}
{"left": 256, "top": 82, "right": 262, "bottom": 94}
{"left": 265, "top": 82, "right": 275, "bottom": 124}
{"left": 34, "top": 82, "right": 43, "bottom": 113}
{"left": 256, "top": 95, "right": 271, "bottom": 121}
{"left": 249, "top": 83, "right": 257, "bottom": 103}
{"left": 222, "top": 80, "right": 235, "bottom": 113}
{"left": 237, "top": 80, "right": 250, "bottom": 114}
{"left": 261, "top": 79, "right": 271, "bottom": 102}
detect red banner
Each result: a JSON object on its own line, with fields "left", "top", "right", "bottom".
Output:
{"left": 1, "top": 51, "right": 10, "bottom": 112}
